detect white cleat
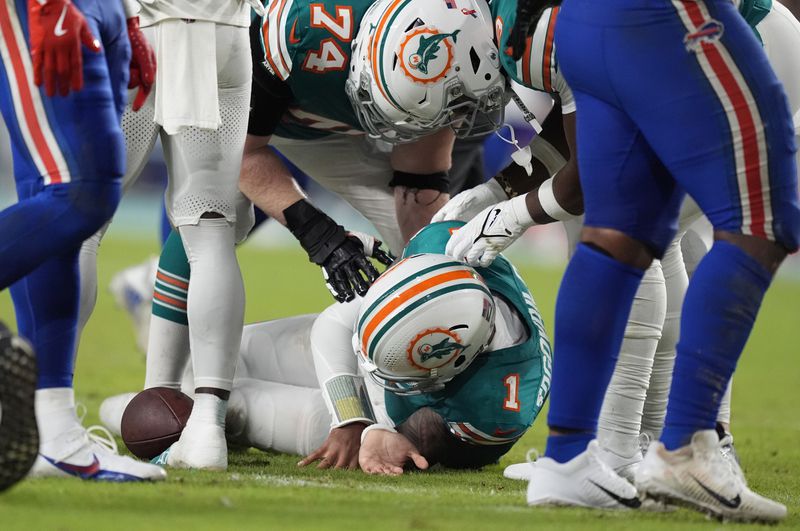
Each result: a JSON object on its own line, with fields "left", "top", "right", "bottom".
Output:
{"left": 109, "top": 257, "right": 158, "bottom": 353}
{"left": 29, "top": 424, "right": 166, "bottom": 482}
{"left": 596, "top": 437, "right": 647, "bottom": 483}
{"left": 99, "top": 392, "right": 137, "bottom": 437}
{"left": 527, "top": 440, "right": 641, "bottom": 509}
{"left": 152, "top": 423, "right": 227, "bottom": 471}
{"left": 635, "top": 430, "right": 786, "bottom": 523}
{"left": 503, "top": 448, "right": 538, "bottom": 480}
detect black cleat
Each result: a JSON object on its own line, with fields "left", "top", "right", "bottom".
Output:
{"left": 0, "top": 321, "right": 38, "bottom": 492}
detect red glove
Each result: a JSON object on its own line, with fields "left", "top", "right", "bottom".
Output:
{"left": 28, "top": 0, "right": 101, "bottom": 97}
{"left": 126, "top": 17, "right": 156, "bottom": 112}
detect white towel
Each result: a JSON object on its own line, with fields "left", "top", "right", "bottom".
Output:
{"left": 153, "top": 19, "right": 220, "bottom": 135}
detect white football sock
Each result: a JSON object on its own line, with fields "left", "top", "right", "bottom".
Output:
{"left": 179, "top": 218, "right": 244, "bottom": 393}
{"left": 35, "top": 387, "right": 80, "bottom": 443}
{"left": 598, "top": 261, "right": 666, "bottom": 457}
{"left": 717, "top": 381, "right": 732, "bottom": 427}
{"left": 641, "top": 238, "right": 687, "bottom": 440}
{"left": 185, "top": 393, "right": 227, "bottom": 430}
{"left": 144, "top": 314, "right": 190, "bottom": 390}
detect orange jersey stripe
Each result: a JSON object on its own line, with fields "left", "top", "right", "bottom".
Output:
{"left": 522, "top": 35, "right": 533, "bottom": 86}
{"left": 541, "top": 7, "right": 558, "bottom": 93}
{"left": 153, "top": 291, "right": 187, "bottom": 310}
{"left": 361, "top": 269, "right": 475, "bottom": 354}
{"left": 156, "top": 271, "right": 189, "bottom": 291}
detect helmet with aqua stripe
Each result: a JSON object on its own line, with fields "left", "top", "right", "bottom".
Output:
{"left": 354, "top": 253, "right": 496, "bottom": 395}
{"left": 345, "top": 0, "right": 505, "bottom": 143}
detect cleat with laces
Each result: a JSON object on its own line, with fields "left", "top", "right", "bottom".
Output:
{"left": 0, "top": 323, "right": 39, "bottom": 492}
{"left": 503, "top": 448, "right": 538, "bottom": 481}
{"left": 29, "top": 422, "right": 166, "bottom": 482}
{"left": 152, "top": 423, "right": 227, "bottom": 471}
{"left": 596, "top": 433, "right": 651, "bottom": 483}
{"left": 527, "top": 440, "right": 641, "bottom": 509}
{"left": 635, "top": 430, "right": 786, "bottom": 523}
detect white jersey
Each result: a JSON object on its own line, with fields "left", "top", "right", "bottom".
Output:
{"left": 138, "top": 0, "right": 251, "bottom": 28}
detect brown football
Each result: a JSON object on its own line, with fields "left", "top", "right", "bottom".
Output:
{"left": 121, "top": 387, "right": 193, "bottom": 459}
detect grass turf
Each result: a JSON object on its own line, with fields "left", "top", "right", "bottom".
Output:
{"left": 0, "top": 236, "right": 798, "bottom": 530}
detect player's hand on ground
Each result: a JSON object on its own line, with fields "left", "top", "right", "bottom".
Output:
{"left": 431, "top": 179, "right": 508, "bottom": 223}
{"left": 298, "top": 423, "right": 366, "bottom": 470}
{"left": 322, "top": 233, "right": 391, "bottom": 303}
{"left": 359, "top": 429, "right": 428, "bottom": 476}
{"left": 28, "top": 0, "right": 101, "bottom": 97}
{"left": 126, "top": 16, "right": 155, "bottom": 111}
{"left": 446, "top": 195, "right": 534, "bottom": 268}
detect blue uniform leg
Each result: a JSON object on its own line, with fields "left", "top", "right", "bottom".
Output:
{"left": 550, "top": 0, "right": 799, "bottom": 460}
{"left": 0, "top": 0, "right": 128, "bottom": 388}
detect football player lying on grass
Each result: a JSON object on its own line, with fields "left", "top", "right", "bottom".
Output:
{"left": 101, "top": 222, "right": 552, "bottom": 474}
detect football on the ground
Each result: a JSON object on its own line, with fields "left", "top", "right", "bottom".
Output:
{"left": 121, "top": 387, "right": 193, "bottom": 459}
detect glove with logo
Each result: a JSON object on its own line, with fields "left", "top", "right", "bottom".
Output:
{"left": 28, "top": 0, "right": 101, "bottom": 97}
{"left": 445, "top": 195, "right": 534, "bottom": 268}
{"left": 431, "top": 179, "right": 508, "bottom": 223}
{"left": 284, "top": 199, "right": 394, "bottom": 303}
{"left": 127, "top": 17, "right": 156, "bottom": 111}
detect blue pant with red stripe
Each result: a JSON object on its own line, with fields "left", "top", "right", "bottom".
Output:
{"left": 556, "top": 0, "right": 799, "bottom": 255}
{"left": 0, "top": 0, "right": 129, "bottom": 388}
{"left": 543, "top": 0, "right": 800, "bottom": 458}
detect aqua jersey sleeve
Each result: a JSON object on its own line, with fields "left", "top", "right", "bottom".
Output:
{"left": 492, "top": 2, "right": 569, "bottom": 105}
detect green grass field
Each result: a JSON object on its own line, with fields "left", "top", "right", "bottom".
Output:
{"left": 0, "top": 235, "right": 798, "bottom": 530}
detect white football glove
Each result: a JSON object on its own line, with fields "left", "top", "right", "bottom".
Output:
{"left": 431, "top": 179, "right": 508, "bottom": 223}
{"left": 445, "top": 195, "right": 534, "bottom": 267}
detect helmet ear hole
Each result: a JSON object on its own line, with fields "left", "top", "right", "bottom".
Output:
{"left": 454, "top": 355, "right": 466, "bottom": 368}
{"left": 392, "top": 53, "right": 399, "bottom": 71}
{"left": 469, "top": 47, "right": 481, "bottom": 74}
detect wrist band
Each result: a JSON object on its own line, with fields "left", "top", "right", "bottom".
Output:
{"left": 324, "top": 374, "right": 377, "bottom": 429}
{"left": 360, "top": 423, "right": 397, "bottom": 445}
{"left": 389, "top": 170, "right": 450, "bottom": 193}
{"left": 537, "top": 178, "right": 572, "bottom": 221}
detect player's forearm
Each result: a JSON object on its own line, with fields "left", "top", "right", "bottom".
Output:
{"left": 239, "top": 137, "right": 305, "bottom": 226}
{"left": 311, "top": 302, "right": 377, "bottom": 427}
{"left": 523, "top": 158, "right": 583, "bottom": 225}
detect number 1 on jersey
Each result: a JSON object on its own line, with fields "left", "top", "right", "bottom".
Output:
{"left": 503, "top": 374, "right": 520, "bottom": 412}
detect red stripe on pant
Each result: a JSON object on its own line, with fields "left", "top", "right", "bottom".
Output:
{"left": 683, "top": 1, "right": 767, "bottom": 238}
{"left": 0, "top": 1, "right": 64, "bottom": 184}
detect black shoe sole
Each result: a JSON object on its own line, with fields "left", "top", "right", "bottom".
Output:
{"left": 0, "top": 324, "right": 39, "bottom": 492}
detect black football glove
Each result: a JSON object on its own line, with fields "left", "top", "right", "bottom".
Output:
{"left": 284, "top": 199, "right": 394, "bottom": 303}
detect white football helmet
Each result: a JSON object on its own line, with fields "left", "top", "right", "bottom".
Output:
{"left": 354, "top": 253, "right": 496, "bottom": 395}
{"left": 346, "top": 0, "right": 505, "bottom": 143}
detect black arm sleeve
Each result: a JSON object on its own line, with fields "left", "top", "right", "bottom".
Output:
{"left": 248, "top": 18, "right": 294, "bottom": 137}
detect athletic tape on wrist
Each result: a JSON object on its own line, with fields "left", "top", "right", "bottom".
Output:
{"left": 324, "top": 374, "right": 377, "bottom": 428}
{"left": 537, "top": 178, "right": 572, "bottom": 221}
{"left": 360, "top": 423, "right": 397, "bottom": 445}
